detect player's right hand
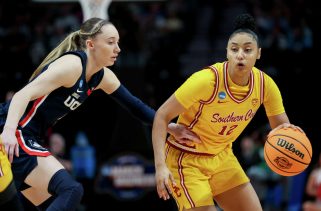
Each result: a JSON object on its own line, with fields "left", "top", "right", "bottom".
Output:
{"left": 0, "top": 128, "right": 19, "bottom": 163}
{"left": 155, "top": 164, "right": 176, "bottom": 200}
{"left": 168, "top": 123, "right": 201, "bottom": 144}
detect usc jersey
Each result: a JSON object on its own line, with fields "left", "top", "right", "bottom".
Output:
{"left": 167, "top": 62, "right": 284, "bottom": 155}
{"left": 0, "top": 140, "right": 13, "bottom": 193}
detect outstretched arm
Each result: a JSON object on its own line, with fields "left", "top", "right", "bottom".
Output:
{"left": 109, "top": 84, "right": 154, "bottom": 125}
{"left": 99, "top": 68, "right": 201, "bottom": 142}
{"left": 98, "top": 68, "right": 153, "bottom": 124}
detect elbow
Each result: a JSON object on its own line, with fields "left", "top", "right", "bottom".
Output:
{"left": 10, "top": 90, "right": 33, "bottom": 107}
{"left": 154, "top": 109, "right": 162, "bottom": 125}
{"left": 11, "top": 91, "right": 23, "bottom": 103}
{"left": 154, "top": 108, "right": 171, "bottom": 124}
{"left": 12, "top": 90, "right": 30, "bottom": 101}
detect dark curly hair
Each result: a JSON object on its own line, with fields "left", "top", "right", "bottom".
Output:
{"left": 229, "top": 13, "right": 260, "bottom": 47}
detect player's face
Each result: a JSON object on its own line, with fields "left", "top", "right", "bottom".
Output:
{"left": 90, "top": 24, "right": 121, "bottom": 67}
{"left": 226, "top": 32, "right": 261, "bottom": 76}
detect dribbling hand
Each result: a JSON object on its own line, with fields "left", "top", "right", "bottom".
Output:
{"left": 268, "top": 122, "right": 304, "bottom": 138}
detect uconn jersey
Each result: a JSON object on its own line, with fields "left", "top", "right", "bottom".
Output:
{"left": 18, "top": 51, "right": 104, "bottom": 140}
{"left": 0, "top": 51, "right": 105, "bottom": 187}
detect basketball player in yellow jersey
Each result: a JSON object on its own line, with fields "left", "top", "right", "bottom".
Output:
{"left": 152, "top": 13, "right": 303, "bottom": 211}
{"left": 0, "top": 139, "right": 23, "bottom": 210}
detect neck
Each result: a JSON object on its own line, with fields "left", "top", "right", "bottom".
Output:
{"left": 86, "top": 52, "right": 103, "bottom": 82}
{"left": 228, "top": 67, "right": 251, "bottom": 86}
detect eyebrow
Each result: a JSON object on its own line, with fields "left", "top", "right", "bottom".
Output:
{"left": 106, "top": 36, "right": 119, "bottom": 40}
{"left": 231, "top": 41, "right": 253, "bottom": 45}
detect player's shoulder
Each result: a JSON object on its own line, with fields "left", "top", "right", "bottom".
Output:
{"left": 191, "top": 68, "right": 215, "bottom": 83}
{"left": 193, "top": 62, "right": 224, "bottom": 79}
{"left": 53, "top": 53, "right": 82, "bottom": 70}
{"left": 60, "top": 53, "right": 82, "bottom": 65}
{"left": 253, "top": 66, "right": 274, "bottom": 81}
{"left": 208, "top": 62, "right": 224, "bottom": 72}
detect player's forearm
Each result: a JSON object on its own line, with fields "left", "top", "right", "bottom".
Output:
{"left": 109, "top": 84, "right": 154, "bottom": 125}
{"left": 152, "top": 112, "right": 169, "bottom": 167}
{"left": 4, "top": 91, "right": 30, "bottom": 130}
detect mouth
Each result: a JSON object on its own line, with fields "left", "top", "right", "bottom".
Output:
{"left": 237, "top": 62, "right": 245, "bottom": 67}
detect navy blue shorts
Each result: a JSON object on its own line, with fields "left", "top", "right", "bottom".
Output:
{"left": 12, "top": 130, "right": 51, "bottom": 190}
{"left": 1, "top": 103, "right": 51, "bottom": 190}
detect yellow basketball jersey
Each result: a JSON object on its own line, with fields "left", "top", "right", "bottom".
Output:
{"left": 0, "top": 139, "right": 13, "bottom": 192}
{"left": 167, "top": 62, "right": 284, "bottom": 155}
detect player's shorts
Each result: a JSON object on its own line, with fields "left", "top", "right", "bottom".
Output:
{"left": 0, "top": 139, "right": 16, "bottom": 204}
{"left": 11, "top": 130, "right": 51, "bottom": 190}
{"left": 0, "top": 140, "right": 13, "bottom": 192}
{"left": 0, "top": 103, "right": 51, "bottom": 191}
{"left": 165, "top": 144, "right": 249, "bottom": 211}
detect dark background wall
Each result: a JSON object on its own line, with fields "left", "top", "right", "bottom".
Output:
{"left": 0, "top": 0, "right": 320, "bottom": 210}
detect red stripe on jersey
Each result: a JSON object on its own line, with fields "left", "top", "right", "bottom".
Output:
{"left": 188, "top": 66, "right": 219, "bottom": 129}
{"left": 224, "top": 62, "right": 254, "bottom": 103}
{"left": 19, "top": 96, "right": 47, "bottom": 128}
{"left": 200, "top": 66, "right": 219, "bottom": 104}
{"left": 178, "top": 152, "right": 195, "bottom": 208}
{"left": 16, "top": 130, "right": 51, "bottom": 156}
{"left": 165, "top": 144, "right": 170, "bottom": 161}
{"left": 166, "top": 140, "right": 215, "bottom": 156}
{"left": 260, "top": 71, "right": 264, "bottom": 105}
{"left": 0, "top": 165, "right": 3, "bottom": 177}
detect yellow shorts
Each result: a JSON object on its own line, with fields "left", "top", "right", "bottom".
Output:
{"left": 165, "top": 144, "right": 249, "bottom": 211}
{"left": 0, "top": 141, "right": 13, "bottom": 192}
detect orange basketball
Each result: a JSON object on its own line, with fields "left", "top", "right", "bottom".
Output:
{"left": 264, "top": 127, "right": 312, "bottom": 176}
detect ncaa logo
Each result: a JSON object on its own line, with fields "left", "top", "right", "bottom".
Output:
{"left": 218, "top": 91, "right": 226, "bottom": 99}
{"left": 79, "top": 80, "right": 83, "bottom": 88}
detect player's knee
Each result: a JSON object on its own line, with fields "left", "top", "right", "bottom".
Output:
{"left": 71, "top": 181, "right": 84, "bottom": 202}
{"left": 47, "top": 169, "right": 84, "bottom": 210}
{"left": 48, "top": 169, "right": 83, "bottom": 200}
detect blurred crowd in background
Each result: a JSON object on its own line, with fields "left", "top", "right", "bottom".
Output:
{"left": 0, "top": 0, "right": 320, "bottom": 210}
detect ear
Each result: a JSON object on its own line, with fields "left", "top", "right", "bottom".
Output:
{"left": 257, "top": 48, "right": 261, "bottom": 60}
{"left": 86, "top": 39, "right": 94, "bottom": 49}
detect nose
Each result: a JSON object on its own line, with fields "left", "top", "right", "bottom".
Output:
{"left": 236, "top": 50, "right": 244, "bottom": 60}
{"left": 115, "top": 43, "right": 121, "bottom": 53}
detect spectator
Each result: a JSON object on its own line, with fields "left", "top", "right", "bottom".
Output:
{"left": 48, "top": 132, "right": 72, "bottom": 172}
{"left": 71, "top": 131, "right": 95, "bottom": 179}
{"left": 302, "top": 153, "right": 321, "bottom": 211}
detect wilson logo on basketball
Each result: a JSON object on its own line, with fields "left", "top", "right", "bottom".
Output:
{"left": 277, "top": 138, "right": 304, "bottom": 159}
{"left": 274, "top": 157, "right": 292, "bottom": 169}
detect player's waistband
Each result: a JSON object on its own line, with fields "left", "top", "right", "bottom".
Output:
{"left": 166, "top": 139, "right": 217, "bottom": 156}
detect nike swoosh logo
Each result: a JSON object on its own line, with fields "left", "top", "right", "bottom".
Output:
{"left": 76, "top": 88, "right": 83, "bottom": 93}
{"left": 218, "top": 100, "right": 227, "bottom": 104}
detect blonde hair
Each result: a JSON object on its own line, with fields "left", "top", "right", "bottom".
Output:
{"left": 30, "top": 18, "right": 110, "bottom": 81}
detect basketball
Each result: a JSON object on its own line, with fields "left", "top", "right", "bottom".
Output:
{"left": 264, "top": 127, "right": 312, "bottom": 176}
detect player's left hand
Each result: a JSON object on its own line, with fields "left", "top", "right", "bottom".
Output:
{"left": 167, "top": 123, "right": 201, "bottom": 144}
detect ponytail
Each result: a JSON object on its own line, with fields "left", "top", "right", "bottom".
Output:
{"left": 29, "top": 30, "right": 82, "bottom": 81}
{"left": 29, "top": 17, "right": 110, "bottom": 81}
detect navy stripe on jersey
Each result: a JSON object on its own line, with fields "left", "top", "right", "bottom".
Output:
{"left": 18, "top": 51, "right": 104, "bottom": 137}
